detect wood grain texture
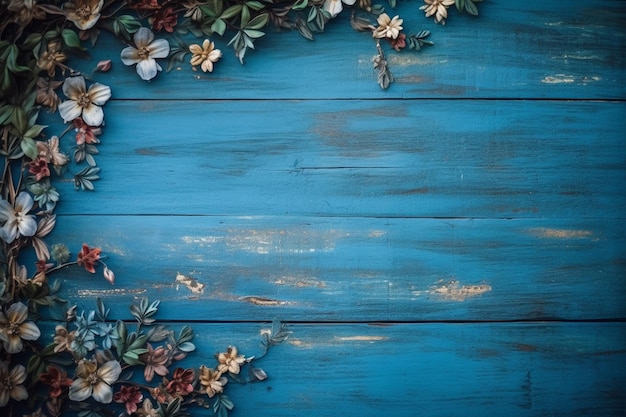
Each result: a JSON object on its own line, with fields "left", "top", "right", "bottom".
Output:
{"left": 49, "top": 215, "right": 626, "bottom": 321}
{"left": 42, "top": 99, "right": 626, "bottom": 219}
{"left": 17, "top": 0, "right": 626, "bottom": 415}
{"left": 64, "top": 0, "right": 626, "bottom": 100}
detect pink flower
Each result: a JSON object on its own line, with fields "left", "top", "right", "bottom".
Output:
{"left": 114, "top": 385, "right": 143, "bottom": 414}
{"left": 77, "top": 244, "right": 101, "bottom": 273}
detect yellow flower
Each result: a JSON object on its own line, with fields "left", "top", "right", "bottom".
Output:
{"left": 37, "top": 41, "right": 67, "bottom": 77}
{"left": 69, "top": 359, "right": 121, "bottom": 403}
{"left": 0, "top": 302, "right": 41, "bottom": 354}
{"left": 58, "top": 76, "right": 111, "bottom": 126}
{"left": 189, "top": 39, "right": 222, "bottom": 73}
{"left": 372, "top": 13, "right": 403, "bottom": 40}
{"left": 216, "top": 346, "right": 245, "bottom": 374}
{"left": 63, "top": 0, "right": 104, "bottom": 30}
{"left": 199, "top": 365, "right": 227, "bottom": 398}
{"left": 0, "top": 362, "right": 28, "bottom": 407}
{"left": 420, "top": 0, "right": 455, "bottom": 25}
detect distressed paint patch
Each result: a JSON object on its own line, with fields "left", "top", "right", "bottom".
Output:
{"left": 528, "top": 228, "right": 593, "bottom": 239}
{"left": 273, "top": 277, "right": 326, "bottom": 288}
{"left": 175, "top": 273, "right": 206, "bottom": 294}
{"left": 335, "top": 336, "right": 388, "bottom": 342}
{"left": 240, "top": 296, "right": 284, "bottom": 306}
{"left": 77, "top": 288, "right": 146, "bottom": 297}
{"left": 414, "top": 279, "right": 491, "bottom": 301}
{"left": 541, "top": 74, "right": 601, "bottom": 84}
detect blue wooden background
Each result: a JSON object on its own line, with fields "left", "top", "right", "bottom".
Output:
{"left": 40, "top": 0, "right": 625, "bottom": 415}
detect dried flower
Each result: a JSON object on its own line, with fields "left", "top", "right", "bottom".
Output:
{"left": 29, "top": 158, "right": 50, "bottom": 181}
{"left": 36, "top": 77, "right": 63, "bottom": 112}
{"left": 372, "top": 13, "right": 403, "bottom": 39}
{"left": 0, "top": 302, "right": 41, "bottom": 354}
{"left": 39, "top": 366, "right": 73, "bottom": 399}
{"left": 37, "top": 41, "right": 68, "bottom": 77}
{"left": 77, "top": 244, "right": 102, "bottom": 273}
{"left": 121, "top": 27, "right": 170, "bottom": 81}
{"left": 58, "top": 76, "right": 111, "bottom": 127}
{"left": 323, "top": 0, "right": 356, "bottom": 18}
{"left": 199, "top": 365, "right": 227, "bottom": 398}
{"left": 114, "top": 385, "right": 143, "bottom": 414}
{"left": 74, "top": 118, "right": 102, "bottom": 145}
{"left": 50, "top": 243, "right": 71, "bottom": 264}
{"left": 103, "top": 267, "right": 115, "bottom": 285}
{"left": 182, "top": 0, "right": 203, "bottom": 22}
{"left": 136, "top": 398, "right": 160, "bottom": 417}
{"left": 141, "top": 343, "right": 170, "bottom": 381}
{"left": 189, "top": 39, "right": 222, "bottom": 73}
{"left": 165, "top": 367, "right": 194, "bottom": 396}
{"left": 390, "top": 33, "right": 406, "bottom": 51}
{"left": 0, "top": 362, "right": 28, "bottom": 407}
{"left": 420, "top": 0, "right": 455, "bottom": 25}
{"left": 37, "top": 136, "right": 69, "bottom": 167}
{"left": 63, "top": 0, "right": 104, "bottom": 30}
{"left": 53, "top": 324, "right": 75, "bottom": 353}
{"left": 95, "top": 59, "right": 112, "bottom": 72}
{"left": 7, "top": 0, "right": 45, "bottom": 26}
{"left": 151, "top": 7, "right": 178, "bottom": 32}
{"left": 69, "top": 359, "right": 121, "bottom": 403}
{"left": 0, "top": 192, "right": 37, "bottom": 244}
{"left": 216, "top": 346, "right": 245, "bottom": 374}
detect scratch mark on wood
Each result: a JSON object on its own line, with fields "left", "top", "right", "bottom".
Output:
{"left": 335, "top": 336, "right": 388, "bottom": 342}
{"left": 175, "top": 273, "right": 206, "bottom": 294}
{"left": 541, "top": 74, "right": 601, "bottom": 84}
{"left": 77, "top": 288, "right": 146, "bottom": 297}
{"left": 240, "top": 296, "right": 284, "bottom": 306}
{"left": 273, "top": 277, "right": 326, "bottom": 288}
{"left": 528, "top": 228, "right": 593, "bottom": 239}
{"left": 413, "top": 279, "right": 491, "bottom": 301}
{"left": 521, "top": 370, "right": 532, "bottom": 409}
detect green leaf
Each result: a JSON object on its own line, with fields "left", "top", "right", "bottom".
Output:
{"left": 24, "top": 123, "right": 46, "bottom": 139}
{"left": 212, "top": 18, "right": 227, "bottom": 36}
{"left": 241, "top": 5, "right": 251, "bottom": 27}
{"left": 177, "top": 341, "right": 195, "bottom": 352}
{"left": 220, "top": 4, "right": 242, "bottom": 19}
{"left": 245, "top": 13, "right": 269, "bottom": 30}
{"left": 10, "top": 106, "right": 27, "bottom": 134}
{"left": 243, "top": 29, "right": 265, "bottom": 39}
{"left": 62, "top": 29, "right": 82, "bottom": 49}
{"left": 465, "top": 0, "right": 479, "bottom": 15}
{"left": 456, "top": 0, "right": 465, "bottom": 12}
{"left": 245, "top": 0, "right": 265, "bottom": 11}
{"left": 20, "top": 137, "right": 38, "bottom": 160}
{"left": 292, "top": 0, "right": 308, "bottom": 10}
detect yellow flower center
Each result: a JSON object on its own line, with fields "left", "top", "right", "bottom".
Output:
{"left": 76, "top": 5, "right": 92, "bottom": 18}
{"left": 138, "top": 46, "right": 150, "bottom": 60}
{"left": 77, "top": 92, "right": 90, "bottom": 108}
{"left": 7, "top": 322, "right": 20, "bottom": 335}
{"left": 87, "top": 372, "right": 99, "bottom": 385}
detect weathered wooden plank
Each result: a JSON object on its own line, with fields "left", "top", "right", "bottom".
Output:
{"left": 68, "top": 0, "right": 625, "bottom": 100}
{"left": 42, "top": 99, "right": 626, "bottom": 219}
{"left": 45, "top": 215, "right": 626, "bottom": 322}
{"left": 31, "top": 321, "right": 624, "bottom": 416}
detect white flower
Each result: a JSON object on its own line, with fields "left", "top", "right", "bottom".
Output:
{"left": 121, "top": 27, "right": 170, "bottom": 81}
{"left": 69, "top": 359, "right": 121, "bottom": 403}
{"left": 323, "top": 0, "right": 356, "bottom": 18}
{"left": 58, "top": 76, "right": 111, "bottom": 126}
{"left": 0, "top": 192, "right": 37, "bottom": 243}
{"left": 420, "top": 0, "right": 455, "bottom": 25}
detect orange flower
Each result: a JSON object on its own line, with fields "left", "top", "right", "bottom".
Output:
{"left": 77, "top": 244, "right": 101, "bottom": 273}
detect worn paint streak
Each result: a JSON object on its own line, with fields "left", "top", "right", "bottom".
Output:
{"left": 529, "top": 228, "right": 593, "bottom": 239}
{"left": 335, "top": 336, "right": 388, "bottom": 342}
{"left": 414, "top": 279, "right": 492, "bottom": 301}
{"left": 77, "top": 288, "right": 146, "bottom": 297}
{"left": 541, "top": 74, "right": 601, "bottom": 84}
{"left": 175, "top": 273, "right": 206, "bottom": 294}
{"left": 240, "top": 296, "right": 284, "bottom": 306}
{"left": 274, "top": 277, "right": 326, "bottom": 288}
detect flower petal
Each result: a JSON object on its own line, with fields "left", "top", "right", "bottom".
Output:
{"left": 92, "top": 382, "right": 113, "bottom": 403}
{"left": 88, "top": 83, "right": 111, "bottom": 105}
{"left": 7, "top": 302, "right": 28, "bottom": 324}
{"left": 9, "top": 364, "right": 27, "bottom": 385}
{"left": 98, "top": 360, "right": 122, "bottom": 385}
{"left": 136, "top": 59, "right": 158, "bottom": 81}
{"left": 121, "top": 47, "right": 141, "bottom": 65}
{"left": 134, "top": 27, "right": 155, "bottom": 47}
{"left": 17, "top": 215, "right": 37, "bottom": 237}
{"left": 4, "top": 335, "right": 24, "bottom": 353}
{"left": 81, "top": 103, "right": 104, "bottom": 127}
{"left": 9, "top": 385, "right": 28, "bottom": 401}
{"left": 15, "top": 192, "right": 34, "bottom": 213}
{"left": 69, "top": 380, "right": 92, "bottom": 401}
{"left": 0, "top": 199, "right": 13, "bottom": 220}
{"left": 18, "top": 321, "right": 41, "bottom": 341}
{"left": 323, "top": 0, "right": 342, "bottom": 17}
{"left": 58, "top": 100, "right": 82, "bottom": 123}
{"left": 148, "top": 39, "right": 170, "bottom": 59}
{"left": 62, "top": 76, "right": 86, "bottom": 100}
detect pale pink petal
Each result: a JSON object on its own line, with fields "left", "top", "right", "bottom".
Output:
{"left": 148, "top": 39, "right": 170, "bottom": 59}
{"left": 58, "top": 100, "right": 83, "bottom": 123}
{"left": 81, "top": 103, "right": 104, "bottom": 127}
{"left": 88, "top": 83, "right": 111, "bottom": 105}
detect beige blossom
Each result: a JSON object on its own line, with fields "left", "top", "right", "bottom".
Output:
{"left": 58, "top": 76, "right": 111, "bottom": 126}
{"left": 420, "top": 0, "right": 455, "bottom": 25}
{"left": 189, "top": 39, "right": 222, "bottom": 73}
{"left": 69, "top": 359, "right": 121, "bottom": 403}
{"left": 372, "top": 13, "right": 403, "bottom": 39}
{"left": 121, "top": 27, "right": 170, "bottom": 81}
{"left": 199, "top": 365, "right": 227, "bottom": 398}
{"left": 216, "top": 346, "right": 245, "bottom": 374}
{"left": 0, "top": 362, "right": 28, "bottom": 407}
{"left": 0, "top": 302, "right": 41, "bottom": 354}
{"left": 63, "top": 0, "right": 104, "bottom": 30}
